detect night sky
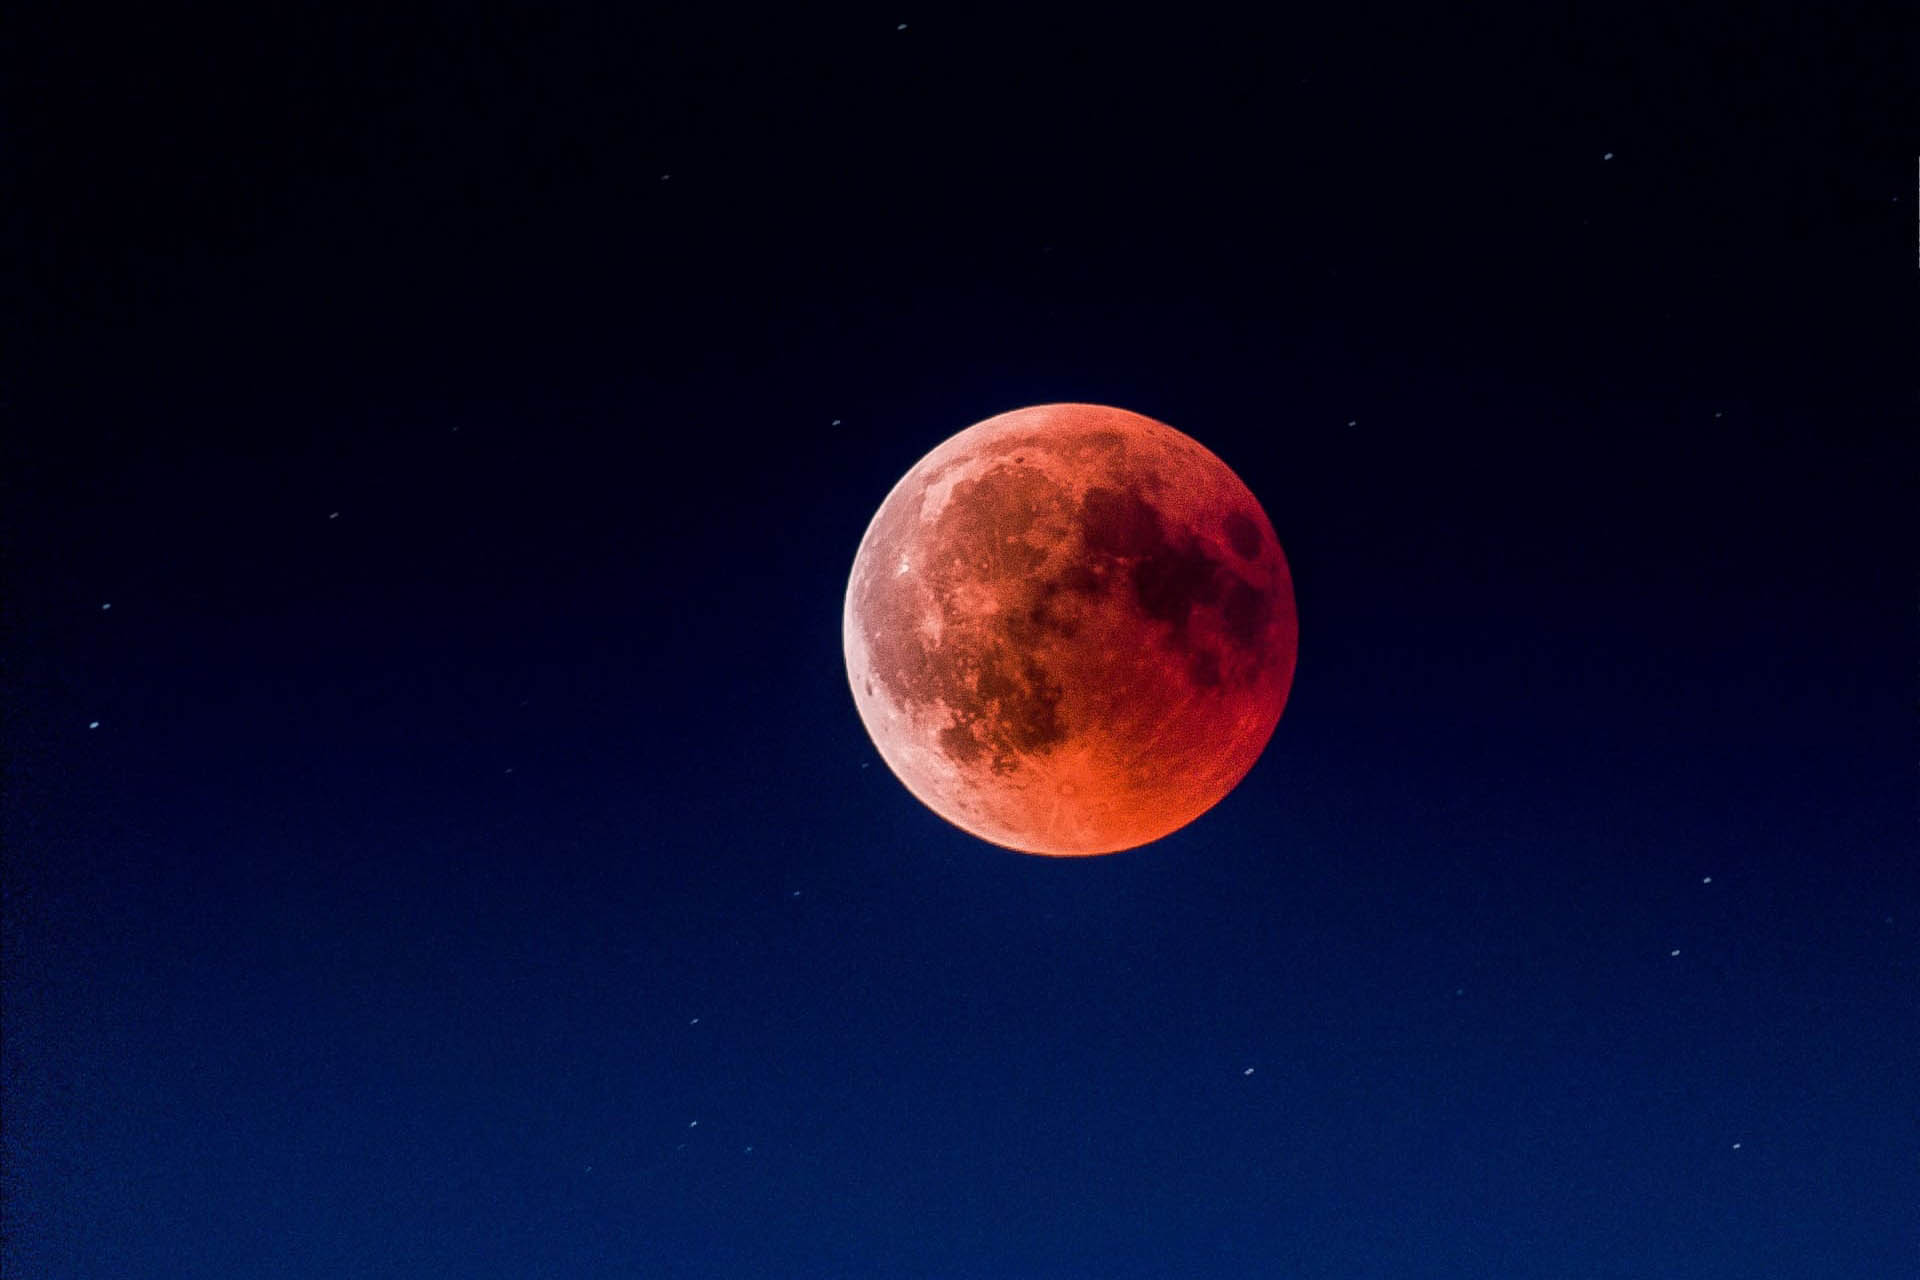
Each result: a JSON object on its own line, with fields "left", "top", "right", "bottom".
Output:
{"left": 6, "top": 7, "right": 1914, "bottom": 1277}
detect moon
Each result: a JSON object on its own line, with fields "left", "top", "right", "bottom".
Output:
{"left": 843, "top": 403, "right": 1297, "bottom": 856}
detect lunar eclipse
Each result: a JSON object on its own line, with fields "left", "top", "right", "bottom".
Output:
{"left": 844, "top": 403, "right": 1297, "bottom": 855}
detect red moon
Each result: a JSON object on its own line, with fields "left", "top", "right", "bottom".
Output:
{"left": 843, "top": 403, "right": 1297, "bottom": 856}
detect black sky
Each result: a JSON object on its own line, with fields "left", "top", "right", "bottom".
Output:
{"left": 6, "top": 6, "right": 1916, "bottom": 1277}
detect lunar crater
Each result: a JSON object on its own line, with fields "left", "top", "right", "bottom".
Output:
{"left": 1223, "top": 510, "right": 1264, "bottom": 559}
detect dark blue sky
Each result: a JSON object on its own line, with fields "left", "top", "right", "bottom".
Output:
{"left": 6, "top": 6, "right": 1914, "bottom": 1277}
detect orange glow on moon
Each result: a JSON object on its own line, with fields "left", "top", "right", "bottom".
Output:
{"left": 843, "top": 403, "right": 1297, "bottom": 856}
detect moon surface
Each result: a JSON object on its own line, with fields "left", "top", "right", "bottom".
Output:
{"left": 843, "top": 403, "right": 1297, "bottom": 856}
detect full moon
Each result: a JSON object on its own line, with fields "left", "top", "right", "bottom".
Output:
{"left": 843, "top": 403, "right": 1297, "bottom": 856}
